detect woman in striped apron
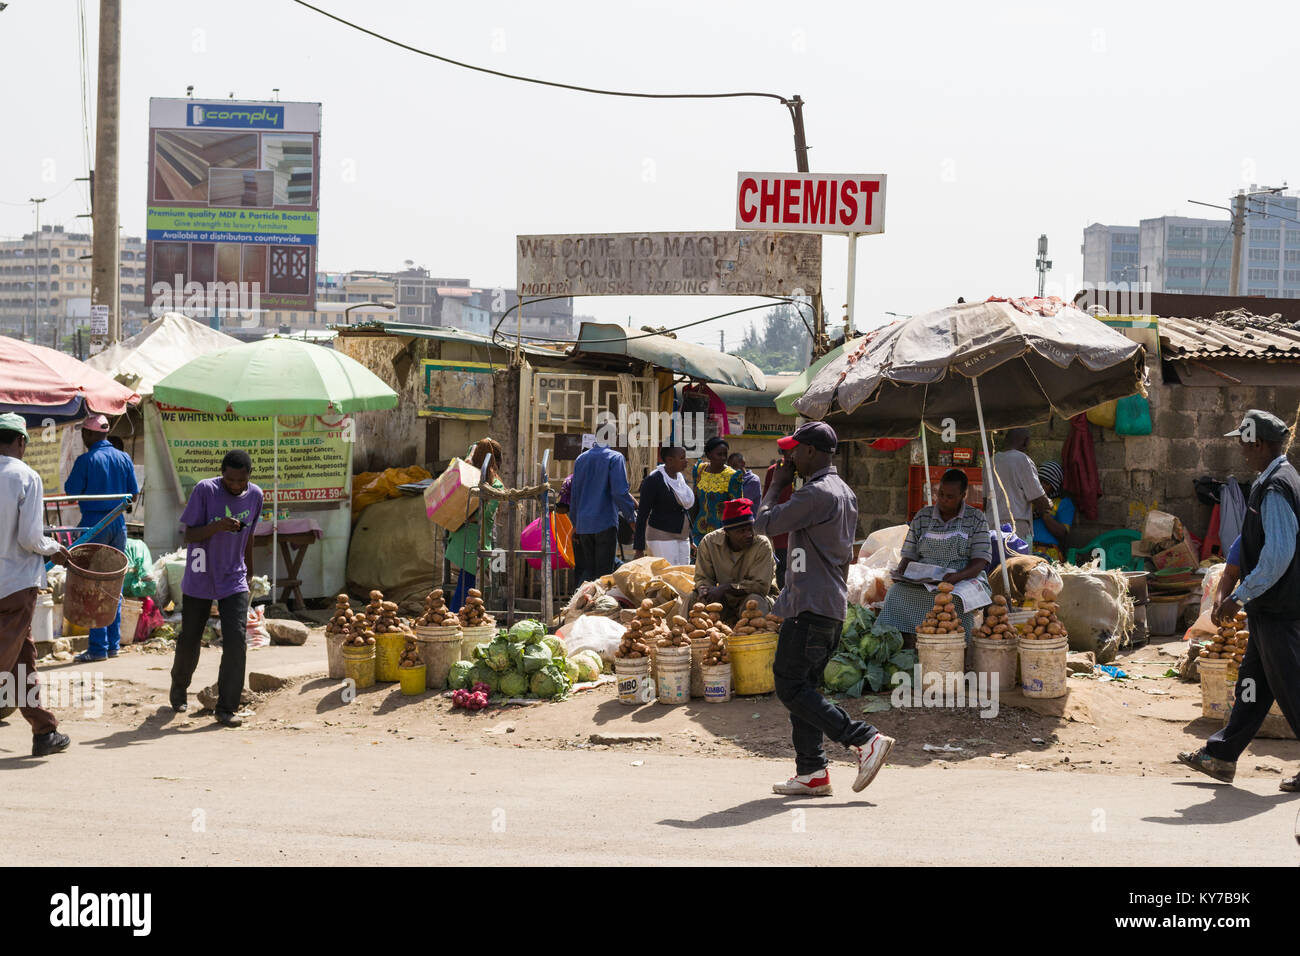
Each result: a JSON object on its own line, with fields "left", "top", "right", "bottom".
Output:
{"left": 877, "top": 470, "right": 992, "bottom": 640}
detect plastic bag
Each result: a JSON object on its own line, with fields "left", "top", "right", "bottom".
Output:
{"left": 1183, "top": 607, "right": 1217, "bottom": 645}
{"left": 1086, "top": 400, "right": 1117, "bottom": 429}
{"left": 352, "top": 465, "right": 434, "bottom": 518}
{"left": 847, "top": 563, "right": 892, "bottom": 606}
{"left": 245, "top": 605, "right": 271, "bottom": 648}
{"left": 1200, "top": 564, "right": 1226, "bottom": 617}
{"left": 135, "top": 597, "right": 165, "bottom": 643}
{"left": 1023, "top": 563, "right": 1063, "bottom": 603}
{"left": 556, "top": 614, "right": 626, "bottom": 664}
{"left": 1114, "top": 394, "right": 1153, "bottom": 436}
{"left": 859, "top": 525, "right": 909, "bottom": 564}
{"left": 988, "top": 523, "right": 1032, "bottom": 571}
{"left": 123, "top": 538, "right": 156, "bottom": 598}
{"left": 150, "top": 556, "right": 171, "bottom": 609}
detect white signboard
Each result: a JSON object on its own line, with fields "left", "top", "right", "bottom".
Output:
{"left": 735, "top": 172, "right": 886, "bottom": 234}
{"left": 89, "top": 304, "right": 109, "bottom": 335}
{"left": 517, "top": 230, "right": 821, "bottom": 296}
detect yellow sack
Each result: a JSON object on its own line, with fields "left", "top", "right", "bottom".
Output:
{"left": 613, "top": 555, "right": 670, "bottom": 603}
{"left": 351, "top": 466, "right": 434, "bottom": 518}
{"left": 1086, "top": 400, "right": 1117, "bottom": 429}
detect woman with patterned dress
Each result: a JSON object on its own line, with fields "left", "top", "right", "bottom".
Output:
{"left": 877, "top": 469, "right": 992, "bottom": 641}
{"left": 691, "top": 436, "right": 745, "bottom": 545}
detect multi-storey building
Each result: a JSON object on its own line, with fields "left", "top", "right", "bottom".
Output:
{"left": 0, "top": 226, "right": 149, "bottom": 341}
{"left": 1082, "top": 190, "right": 1300, "bottom": 298}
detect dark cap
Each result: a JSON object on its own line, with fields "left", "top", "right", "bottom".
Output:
{"left": 1225, "top": 409, "right": 1291, "bottom": 444}
{"left": 777, "top": 421, "right": 838, "bottom": 453}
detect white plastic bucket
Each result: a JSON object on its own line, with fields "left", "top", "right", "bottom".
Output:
{"left": 654, "top": 646, "right": 691, "bottom": 705}
{"left": 325, "top": 631, "right": 348, "bottom": 680}
{"left": 119, "top": 597, "right": 143, "bottom": 646}
{"left": 701, "top": 663, "right": 732, "bottom": 703}
{"left": 972, "top": 635, "right": 1018, "bottom": 693}
{"left": 916, "top": 634, "right": 967, "bottom": 702}
{"left": 689, "top": 635, "right": 712, "bottom": 698}
{"left": 32, "top": 592, "right": 54, "bottom": 645}
{"left": 615, "top": 657, "right": 652, "bottom": 706}
{"left": 1017, "top": 635, "right": 1069, "bottom": 699}
{"left": 1146, "top": 600, "right": 1182, "bottom": 636}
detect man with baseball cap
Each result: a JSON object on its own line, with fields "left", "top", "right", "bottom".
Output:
{"left": 64, "top": 414, "right": 137, "bottom": 662}
{"left": 692, "top": 498, "right": 777, "bottom": 623}
{"left": 0, "top": 413, "right": 72, "bottom": 756}
{"left": 1180, "top": 409, "right": 1300, "bottom": 790}
{"left": 756, "top": 421, "right": 896, "bottom": 796}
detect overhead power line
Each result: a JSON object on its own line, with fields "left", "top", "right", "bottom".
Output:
{"left": 291, "top": 0, "right": 789, "bottom": 104}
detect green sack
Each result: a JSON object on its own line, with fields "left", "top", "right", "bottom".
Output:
{"left": 123, "top": 538, "right": 156, "bottom": 598}
{"left": 1114, "top": 394, "right": 1152, "bottom": 436}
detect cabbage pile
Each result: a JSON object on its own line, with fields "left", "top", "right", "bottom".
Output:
{"left": 822, "top": 605, "right": 917, "bottom": 696}
{"left": 446, "top": 620, "right": 583, "bottom": 700}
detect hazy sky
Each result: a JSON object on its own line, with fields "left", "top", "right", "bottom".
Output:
{"left": 2, "top": 0, "right": 1296, "bottom": 348}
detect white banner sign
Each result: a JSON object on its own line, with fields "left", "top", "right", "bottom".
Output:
{"left": 736, "top": 172, "right": 886, "bottom": 234}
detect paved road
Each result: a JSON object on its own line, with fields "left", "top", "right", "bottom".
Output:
{"left": 3, "top": 721, "right": 1297, "bottom": 865}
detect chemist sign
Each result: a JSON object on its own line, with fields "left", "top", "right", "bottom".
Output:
{"left": 735, "top": 172, "right": 886, "bottom": 234}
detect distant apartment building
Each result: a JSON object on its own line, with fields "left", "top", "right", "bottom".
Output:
{"left": 0, "top": 225, "right": 148, "bottom": 340}
{"left": 1082, "top": 190, "right": 1300, "bottom": 299}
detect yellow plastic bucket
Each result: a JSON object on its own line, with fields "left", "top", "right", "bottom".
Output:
{"left": 342, "top": 644, "right": 376, "bottom": 689}
{"left": 374, "top": 632, "right": 406, "bottom": 682}
{"left": 398, "top": 664, "right": 427, "bottom": 696}
{"left": 729, "top": 631, "right": 778, "bottom": 696}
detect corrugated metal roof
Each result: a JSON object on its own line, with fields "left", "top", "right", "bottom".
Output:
{"left": 572, "top": 322, "right": 766, "bottom": 390}
{"left": 1158, "top": 312, "right": 1300, "bottom": 360}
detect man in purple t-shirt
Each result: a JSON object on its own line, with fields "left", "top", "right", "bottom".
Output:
{"left": 169, "top": 449, "right": 263, "bottom": 726}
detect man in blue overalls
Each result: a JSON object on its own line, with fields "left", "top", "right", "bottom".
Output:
{"left": 64, "top": 415, "right": 137, "bottom": 662}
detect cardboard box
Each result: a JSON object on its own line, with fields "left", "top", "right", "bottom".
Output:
{"left": 1151, "top": 539, "right": 1198, "bottom": 572}
{"left": 424, "top": 458, "right": 481, "bottom": 532}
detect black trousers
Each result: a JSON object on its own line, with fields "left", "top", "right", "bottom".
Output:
{"left": 573, "top": 526, "right": 618, "bottom": 586}
{"left": 773, "top": 612, "right": 878, "bottom": 775}
{"left": 1205, "top": 610, "right": 1300, "bottom": 762}
{"left": 171, "top": 592, "right": 250, "bottom": 717}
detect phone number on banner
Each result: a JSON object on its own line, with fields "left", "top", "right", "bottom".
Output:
{"left": 271, "top": 488, "right": 345, "bottom": 502}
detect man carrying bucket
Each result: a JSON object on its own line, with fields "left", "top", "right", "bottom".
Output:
{"left": 756, "top": 421, "right": 896, "bottom": 796}
{"left": 169, "top": 450, "right": 263, "bottom": 727}
{"left": 0, "top": 413, "right": 72, "bottom": 757}
{"left": 65, "top": 414, "right": 137, "bottom": 663}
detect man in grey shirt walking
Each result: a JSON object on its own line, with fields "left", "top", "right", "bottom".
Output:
{"left": 756, "top": 421, "right": 896, "bottom": 796}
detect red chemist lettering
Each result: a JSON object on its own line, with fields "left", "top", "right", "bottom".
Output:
{"left": 859, "top": 180, "right": 881, "bottom": 225}
{"left": 802, "top": 180, "right": 827, "bottom": 224}
{"left": 738, "top": 178, "right": 759, "bottom": 223}
{"left": 782, "top": 179, "right": 801, "bottom": 223}
{"left": 840, "top": 180, "right": 858, "bottom": 225}
{"left": 759, "top": 179, "right": 781, "bottom": 223}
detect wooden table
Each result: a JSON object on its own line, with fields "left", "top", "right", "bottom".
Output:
{"left": 253, "top": 520, "right": 322, "bottom": 609}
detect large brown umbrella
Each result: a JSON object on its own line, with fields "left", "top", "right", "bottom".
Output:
{"left": 793, "top": 297, "right": 1147, "bottom": 594}
{"left": 793, "top": 298, "right": 1146, "bottom": 438}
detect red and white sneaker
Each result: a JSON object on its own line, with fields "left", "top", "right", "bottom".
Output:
{"left": 772, "top": 770, "right": 833, "bottom": 796}
{"left": 851, "top": 733, "right": 896, "bottom": 792}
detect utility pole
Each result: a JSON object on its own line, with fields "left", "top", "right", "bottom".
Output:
{"left": 787, "top": 95, "right": 829, "bottom": 358}
{"left": 29, "top": 197, "right": 44, "bottom": 343}
{"left": 91, "top": 0, "right": 121, "bottom": 348}
{"left": 1228, "top": 191, "right": 1247, "bottom": 297}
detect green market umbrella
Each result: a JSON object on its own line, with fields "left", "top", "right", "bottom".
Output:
{"left": 154, "top": 338, "right": 398, "bottom": 598}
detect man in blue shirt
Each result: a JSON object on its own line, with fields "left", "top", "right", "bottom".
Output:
{"left": 568, "top": 442, "right": 636, "bottom": 585}
{"left": 728, "top": 452, "right": 762, "bottom": 507}
{"left": 63, "top": 415, "right": 138, "bottom": 662}
{"left": 1180, "top": 410, "right": 1300, "bottom": 791}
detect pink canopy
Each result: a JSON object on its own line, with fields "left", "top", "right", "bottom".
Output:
{"left": 0, "top": 337, "right": 140, "bottom": 416}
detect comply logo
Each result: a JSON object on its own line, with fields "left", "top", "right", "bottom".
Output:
{"left": 49, "top": 886, "right": 151, "bottom": 936}
{"left": 187, "top": 103, "right": 284, "bottom": 129}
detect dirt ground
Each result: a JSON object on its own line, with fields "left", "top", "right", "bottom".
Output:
{"left": 57, "top": 629, "right": 1300, "bottom": 780}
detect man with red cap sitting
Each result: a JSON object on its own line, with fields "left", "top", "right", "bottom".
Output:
{"left": 64, "top": 414, "right": 137, "bottom": 662}
{"left": 692, "top": 498, "right": 777, "bottom": 624}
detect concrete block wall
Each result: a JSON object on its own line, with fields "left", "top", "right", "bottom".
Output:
{"left": 837, "top": 359, "right": 1300, "bottom": 555}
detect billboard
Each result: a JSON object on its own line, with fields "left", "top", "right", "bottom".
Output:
{"left": 156, "top": 404, "right": 352, "bottom": 507}
{"left": 517, "top": 230, "right": 822, "bottom": 296}
{"left": 145, "top": 97, "right": 321, "bottom": 317}
{"left": 735, "top": 172, "right": 886, "bottom": 234}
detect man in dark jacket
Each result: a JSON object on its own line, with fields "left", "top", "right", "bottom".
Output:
{"left": 633, "top": 446, "right": 693, "bottom": 566}
{"left": 1179, "top": 409, "right": 1300, "bottom": 790}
